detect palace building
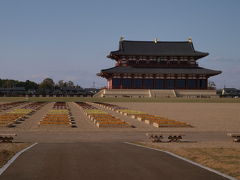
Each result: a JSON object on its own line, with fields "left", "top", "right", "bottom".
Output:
{"left": 98, "top": 38, "right": 221, "bottom": 91}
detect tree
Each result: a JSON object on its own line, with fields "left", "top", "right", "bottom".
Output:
{"left": 39, "top": 78, "right": 55, "bottom": 90}
{"left": 76, "top": 85, "right": 83, "bottom": 89}
{"left": 208, "top": 81, "right": 216, "bottom": 89}
{"left": 24, "top": 80, "right": 39, "bottom": 90}
{"left": 67, "top": 81, "right": 74, "bottom": 87}
{"left": 58, "top": 80, "right": 65, "bottom": 88}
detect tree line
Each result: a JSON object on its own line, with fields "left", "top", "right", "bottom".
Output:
{"left": 0, "top": 78, "right": 82, "bottom": 91}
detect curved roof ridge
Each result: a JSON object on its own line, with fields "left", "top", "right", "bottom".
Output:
{"left": 122, "top": 40, "right": 191, "bottom": 43}
{"left": 109, "top": 39, "right": 208, "bottom": 58}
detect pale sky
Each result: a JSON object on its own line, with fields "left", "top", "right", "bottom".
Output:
{"left": 0, "top": 0, "right": 240, "bottom": 88}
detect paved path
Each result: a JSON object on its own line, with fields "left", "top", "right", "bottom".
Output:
{"left": 1, "top": 143, "right": 228, "bottom": 180}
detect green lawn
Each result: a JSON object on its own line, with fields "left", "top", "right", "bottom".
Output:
{"left": 0, "top": 97, "right": 240, "bottom": 103}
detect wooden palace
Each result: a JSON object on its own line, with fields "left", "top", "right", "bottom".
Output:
{"left": 98, "top": 38, "right": 221, "bottom": 90}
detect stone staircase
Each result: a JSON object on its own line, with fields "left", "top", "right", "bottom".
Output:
{"left": 93, "top": 89, "right": 217, "bottom": 98}
{"left": 150, "top": 90, "right": 176, "bottom": 98}
{"left": 93, "top": 89, "right": 151, "bottom": 98}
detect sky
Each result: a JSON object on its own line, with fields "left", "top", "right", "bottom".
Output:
{"left": 0, "top": 0, "right": 240, "bottom": 88}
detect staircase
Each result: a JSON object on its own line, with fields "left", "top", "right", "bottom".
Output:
{"left": 150, "top": 90, "right": 176, "bottom": 98}
{"left": 94, "top": 89, "right": 217, "bottom": 98}
{"left": 93, "top": 89, "right": 151, "bottom": 98}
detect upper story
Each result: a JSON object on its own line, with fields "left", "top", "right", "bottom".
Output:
{"left": 107, "top": 38, "right": 209, "bottom": 68}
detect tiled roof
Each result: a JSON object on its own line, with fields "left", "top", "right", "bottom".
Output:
{"left": 110, "top": 40, "right": 208, "bottom": 58}
{"left": 100, "top": 66, "right": 221, "bottom": 76}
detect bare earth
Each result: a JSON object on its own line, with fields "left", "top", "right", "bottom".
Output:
{"left": 140, "top": 142, "right": 240, "bottom": 179}
{"left": 0, "top": 143, "right": 30, "bottom": 168}
{"left": 0, "top": 102, "right": 239, "bottom": 144}
{"left": 113, "top": 102, "right": 240, "bottom": 132}
{"left": 0, "top": 102, "right": 239, "bottom": 179}
{"left": 0, "top": 102, "right": 239, "bottom": 132}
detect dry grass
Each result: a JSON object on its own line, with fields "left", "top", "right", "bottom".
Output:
{"left": 0, "top": 143, "right": 30, "bottom": 168}
{"left": 140, "top": 142, "right": 240, "bottom": 179}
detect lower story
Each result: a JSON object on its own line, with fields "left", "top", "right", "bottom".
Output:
{"left": 107, "top": 78, "right": 208, "bottom": 89}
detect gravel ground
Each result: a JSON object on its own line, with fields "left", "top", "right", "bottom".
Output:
{"left": 112, "top": 102, "right": 240, "bottom": 132}
{"left": 0, "top": 102, "right": 239, "bottom": 179}
{"left": 0, "top": 102, "right": 239, "bottom": 143}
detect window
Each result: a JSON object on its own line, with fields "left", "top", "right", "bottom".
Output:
{"left": 176, "top": 80, "right": 186, "bottom": 89}
{"left": 143, "top": 79, "right": 154, "bottom": 89}
{"left": 188, "top": 79, "right": 196, "bottom": 89}
{"left": 133, "top": 79, "right": 142, "bottom": 89}
{"left": 112, "top": 78, "right": 121, "bottom": 89}
{"left": 166, "top": 79, "right": 174, "bottom": 89}
{"left": 199, "top": 79, "right": 206, "bottom": 89}
{"left": 155, "top": 79, "right": 164, "bottom": 89}
{"left": 122, "top": 79, "right": 132, "bottom": 89}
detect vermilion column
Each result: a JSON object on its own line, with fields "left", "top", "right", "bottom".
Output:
{"left": 107, "top": 79, "right": 111, "bottom": 89}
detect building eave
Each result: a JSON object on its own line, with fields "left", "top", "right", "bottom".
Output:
{"left": 100, "top": 66, "right": 222, "bottom": 76}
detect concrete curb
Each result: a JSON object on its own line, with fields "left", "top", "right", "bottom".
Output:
{"left": 0, "top": 143, "right": 38, "bottom": 176}
{"left": 125, "top": 142, "right": 236, "bottom": 180}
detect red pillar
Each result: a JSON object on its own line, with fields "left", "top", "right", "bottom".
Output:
{"left": 108, "top": 79, "right": 112, "bottom": 89}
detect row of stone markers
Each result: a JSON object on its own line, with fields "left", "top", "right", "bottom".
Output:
{"left": 39, "top": 102, "right": 76, "bottom": 128}
{"left": 0, "top": 102, "right": 46, "bottom": 127}
{"left": 75, "top": 102, "right": 131, "bottom": 128}
{"left": 93, "top": 102, "right": 192, "bottom": 128}
{"left": 0, "top": 101, "right": 26, "bottom": 112}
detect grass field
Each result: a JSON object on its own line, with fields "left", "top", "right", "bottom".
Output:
{"left": 0, "top": 97, "right": 240, "bottom": 103}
